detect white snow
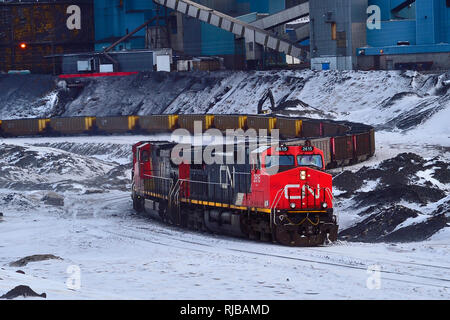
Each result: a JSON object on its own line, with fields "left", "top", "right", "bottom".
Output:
{"left": 360, "top": 179, "right": 380, "bottom": 193}
{"left": 1, "top": 196, "right": 449, "bottom": 300}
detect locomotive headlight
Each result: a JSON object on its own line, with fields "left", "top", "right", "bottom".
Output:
{"left": 300, "top": 170, "right": 307, "bottom": 180}
{"left": 290, "top": 203, "right": 296, "bottom": 209}
{"left": 321, "top": 202, "right": 328, "bottom": 209}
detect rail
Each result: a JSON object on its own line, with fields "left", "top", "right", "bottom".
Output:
{"left": 270, "top": 187, "right": 286, "bottom": 227}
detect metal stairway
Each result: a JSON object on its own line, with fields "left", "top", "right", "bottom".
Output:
{"left": 153, "top": 0, "right": 306, "bottom": 59}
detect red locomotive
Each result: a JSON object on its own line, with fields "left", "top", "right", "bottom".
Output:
{"left": 131, "top": 140, "right": 338, "bottom": 246}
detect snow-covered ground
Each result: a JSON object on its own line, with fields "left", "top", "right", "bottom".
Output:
{"left": 0, "top": 130, "right": 448, "bottom": 300}
{"left": 1, "top": 197, "right": 449, "bottom": 300}
{"left": 0, "top": 70, "right": 449, "bottom": 299}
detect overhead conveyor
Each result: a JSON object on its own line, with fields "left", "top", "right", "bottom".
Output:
{"left": 391, "top": 0, "right": 416, "bottom": 14}
{"left": 152, "top": 0, "right": 306, "bottom": 59}
{"left": 293, "top": 23, "right": 310, "bottom": 42}
{"left": 249, "top": 2, "right": 309, "bottom": 30}
{"left": 282, "top": 23, "right": 310, "bottom": 43}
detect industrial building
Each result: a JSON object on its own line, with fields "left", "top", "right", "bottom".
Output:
{"left": 94, "top": 0, "right": 309, "bottom": 69}
{"left": 309, "top": 0, "right": 450, "bottom": 70}
{"left": 358, "top": 0, "right": 450, "bottom": 70}
{"left": 309, "top": 0, "right": 368, "bottom": 70}
{"left": 1, "top": 0, "right": 449, "bottom": 73}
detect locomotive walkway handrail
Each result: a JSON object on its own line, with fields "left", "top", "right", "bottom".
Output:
{"left": 270, "top": 187, "right": 286, "bottom": 227}
{"left": 143, "top": 174, "right": 173, "bottom": 181}
{"left": 177, "top": 178, "right": 232, "bottom": 186}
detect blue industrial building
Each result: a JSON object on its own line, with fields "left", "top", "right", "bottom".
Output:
{"left": 357, "top": 0, "right": 450, "bottom": 70}
{"left": 6, "top": 0, "right": 448, "bottom": 73}
{"left": 93, "top": 0, "right": 292, "bottom": 68}
{"left": 94, "top": 0, "right": 450, "bottom": 71}
{"left": 309, "top": 0, "right": 450, "bottom": 71}
{"left": 94, "top": 0, "right": 161, "bottom": 51}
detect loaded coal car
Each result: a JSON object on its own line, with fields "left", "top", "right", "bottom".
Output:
{"left": 96, "top": 116, "right": 138, "bottom": 134}
{"left": 246, "top": 115, "right": 277, "bottom": 134}
{"left": 178, "top": 115, "right": 214, "bottom": 133}
{"left": 275, "top": 117, "right": 302, "bottom": 138}
{"left": 139, "top": 115, "right": 179, "bottom": 133}
{"left": 0, "top": 118, "right": 49, "bottom": 137}
{"left": 131, "top": 139, "right": 338, "bottom": 246}
{"left": 48, "top": 117, "right": 95, "bottom": 135}
{"left": 214, "top": 115, "right": 247, "bottom": 132}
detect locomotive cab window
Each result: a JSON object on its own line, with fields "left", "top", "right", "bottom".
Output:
{"left": 265, "top": 155, "right": 296, "bottom": 173}
{"left": 297, "top": 154, "right": 323, "bottom": 169}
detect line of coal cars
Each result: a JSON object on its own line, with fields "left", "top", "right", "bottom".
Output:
{"left": 0, "top": 114, "right": 375, "bottom": 168}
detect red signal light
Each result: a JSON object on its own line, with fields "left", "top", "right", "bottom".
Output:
{"left": 19, "top": 43, "right": 27, "bottom": 49}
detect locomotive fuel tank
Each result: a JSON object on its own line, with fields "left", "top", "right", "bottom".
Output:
{"left": 204, "top": 210, "right": 246, "bottom": 238}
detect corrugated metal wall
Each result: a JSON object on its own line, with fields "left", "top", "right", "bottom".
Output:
{"left": 182, "top": 16, "right": 203, "bottom": 56}
{"left": 94, "top": 0, "right": 158, "bottom": 51}
{"left": 367, "top": 0, "right": 450, "bottom": 48}
{"left": 182, "top": 0, "right": 285, "bottom": 68}
{"left": 201, "top": 23, "right": 236, "bottom": 56}
{"left": 367, "top": 20, "right": 416, "bottom": 46}
{"left": 310, "top": 0, "right": 368, "bottom": 70}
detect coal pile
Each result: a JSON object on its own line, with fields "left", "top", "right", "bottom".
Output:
{"left": 335, "top": 153, "right": 449, "bottom": 242}
{"left": 0, "top": 285, "right": 46, "bottom": 299}
{"left": 10, "top": 254, "right": 63, "bottom": 267}
{"left": 340, "top": 205, "right": 418, "bottom": 242}
{"left": 0, "top": 144, "right": 128, "bottom": 192}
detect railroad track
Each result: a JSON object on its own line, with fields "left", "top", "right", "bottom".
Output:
{"left": 75, "top": 195, "right": 450, "bottom": 285}
{"left": 91, "top": 214, "right": 450, "bottom": 291}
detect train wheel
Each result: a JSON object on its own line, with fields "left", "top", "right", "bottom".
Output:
{"left": 274, "top": 226, "right": 324, "bottom": 247}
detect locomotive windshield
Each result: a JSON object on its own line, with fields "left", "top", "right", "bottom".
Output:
{"left": 265, "top": 155, "right": 295, "bottom": 167}
{"left": 265, "top": 155, "right": 296, "bottom": 173}
{"left": 297, "top": 154, "right": 323, "bottom": 169}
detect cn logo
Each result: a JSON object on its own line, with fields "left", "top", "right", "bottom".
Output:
{"left": 67, "top": 5, "right": 81, "bottom": 30}
{"left": 284, "top": 184, "right": 320, "bottom": 200}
